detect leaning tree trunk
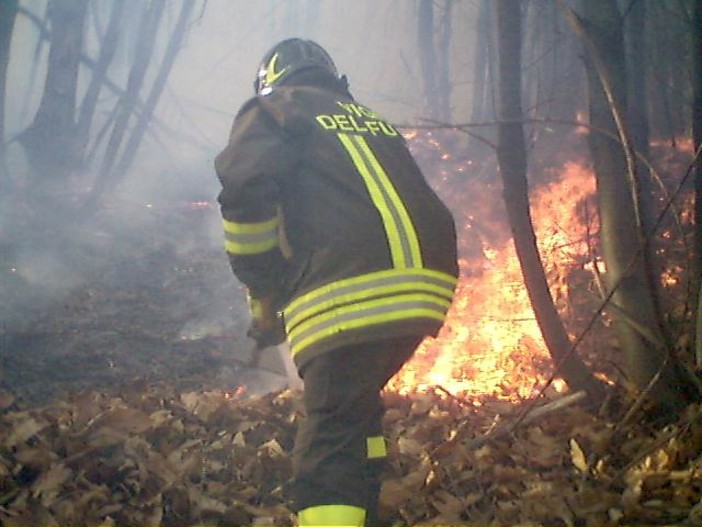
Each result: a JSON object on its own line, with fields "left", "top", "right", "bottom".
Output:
{"left": 495, "top": 0, "right": 605, "bottom": 400}
{"left": 565, "top": 0, "right": 699, "bottom": 413}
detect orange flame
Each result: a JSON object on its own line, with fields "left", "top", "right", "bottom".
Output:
{"left": 388, "top": 158, "right": 598, "bottom": 401}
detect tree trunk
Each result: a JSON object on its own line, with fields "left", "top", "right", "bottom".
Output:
{"left": 495, "top": 0, "right": 605, "bottom": 400}
{"left": 436, "top": 1, "right": 453, "bottom": 122}
{"left": 521, "top": 0, "right": 588, "bottom": 140}
{"left": 21, "top": 0, "right": 88, "bottom": 187}
{"left": 523, "top": 0, "right": 557, "bottom": 121}
{"left": 469, "top": 0, "right": 495, "bottom": 125}
{"left": 468, "top": 0, "right": 497, "bottom": 154}
{"left": 625, "top": 0, "right": 651, "bottom": 169}
{"left": 105, "top": 0, "right": 196, "bottom": 192}
{"left": 15, "top": 3, "right": 49, "bottom": 141}
{"left": 624, "top": 0, "right": 661, "bottom": 276}
{"left": 646, "top": 1, "right": 691, "bottom": 142}
{"left": 623, "top": 0, "right": 672, "bottom": 349}
{"left": 692, "top": 0, "right": 702, "bottom": 366}
{"left": 0, "top": 0, "right": 18, "bottom": 151}
{"left": 693, "top": 0, "right": 702, "bottom": 284}
{"left": 76, "top": 0, "right": 126, "bottom": 157}
{"left": 85, "top": 0, "right": 166, "bottom": 209}
{"left": 569, "top": 0, "right": 698, "bottom": 413}
{"left": 417, "top": 0, "right": 439, "bottom": 119}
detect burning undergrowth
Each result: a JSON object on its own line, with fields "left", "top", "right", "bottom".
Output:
{"left": 393, "top": 129, "right": 697, "bottom": 402}
{"left": 392, "top": 128, "right": 602, "bottom": 400}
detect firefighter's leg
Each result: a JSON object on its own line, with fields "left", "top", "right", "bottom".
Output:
{"left": 363, "top": 441, "right": 386, "bottom": 527}
{"left": 293, "top": 336, "right": 420, "bottom": 526}
{"left": 293, "top": 354, "right": 376, "bottom": 524}
{"left": 365, "top": 336, "right": 420, "bottom": 525}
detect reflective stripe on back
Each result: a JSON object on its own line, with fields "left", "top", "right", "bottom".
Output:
{"left": 285, "top": 268, "right": 455, "bottom": 327}
{"left": 337, "top": 133, "right": 422, "bottom": 269}
{"left": 284, "top": 268, "right": 457, "bottom": 357}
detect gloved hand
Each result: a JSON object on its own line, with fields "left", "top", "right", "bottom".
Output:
{"left": 246, "top": 293, "right": 286, "bottom": 348}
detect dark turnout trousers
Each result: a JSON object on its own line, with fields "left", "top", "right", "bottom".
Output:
{"left": 293, "top": 335, "right": 422, "bottom": 524}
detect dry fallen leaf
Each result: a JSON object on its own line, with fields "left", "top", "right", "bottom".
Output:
{"left": 570, "top": 437, "right": 588, "bottom": 472}
{"left": 31, "top": 462, "right": 73, "bottom": 507}
{"left": 0, "top": 390, "right": 16, "bottom": 410}
{"left": 96, "top": 406, "right": 154, "bottom": 434}
{"left": 430, "top": 489, "right": 465, "bottom": 522}
{"left": 4, "top": 415, "right": 47, "bottom": 448}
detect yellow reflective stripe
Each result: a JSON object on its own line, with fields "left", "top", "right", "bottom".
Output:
{"left": 285, "top": 268, "right": 456, "bottom": 322}
{"left": 288, "top": 281, "right": 452, "bottom": 329}
{"left": 338, "top": 133, "right": 422, "bottom": 269}
{"left": 338, "top": 133, "right": 404, "bottom": 267}
{"left": 283, "top": 269, "right": 457, "bottom": 355}
{"left": 285, "top": 273, "right": 456, "bottom": 332}
{"left": 222, "top": 217, "right": 279, "bottom": 255}
{"left": 287, "top": 294, "right": 450, "bottom": 357}
{"left": 353, "top": 134, "right": 422, "bottom": 267}
{"left": 224, "top": 238, "right": 278, "bottom": 255}
{"left": 298, "top": 505, "right": 366, "bottom": 526}
{"left": 367, "top": 436, "right": 387, "bottom": 459}
{"left": 290, "top": 307, "right": 447, "bottom": 357}
{"left": 223, "top": 216, "right": 279, "bottom": 234}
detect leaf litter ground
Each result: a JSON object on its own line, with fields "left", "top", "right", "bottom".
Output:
{"left": 1, "top": 381, "right": 701, "bottom": 526}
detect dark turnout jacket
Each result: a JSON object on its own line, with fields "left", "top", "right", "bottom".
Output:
{"left": 215, "top": 72, "right": 458, "bottom": 369}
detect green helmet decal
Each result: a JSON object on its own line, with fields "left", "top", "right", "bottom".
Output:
{"left": 262, "top": 53, "right": 289, "bottom": 90}
{"left": 255, "top": 38, "right": 339, "bottom": 95}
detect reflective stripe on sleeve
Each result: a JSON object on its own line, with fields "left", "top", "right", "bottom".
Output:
{"left": 223, "top": 217, "right": 279, "bottom": 255}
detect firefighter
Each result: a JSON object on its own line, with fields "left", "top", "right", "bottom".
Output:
{"left": 215, "top": 38, "right": 458, "bottom": 526}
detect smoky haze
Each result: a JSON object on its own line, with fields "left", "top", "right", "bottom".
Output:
{"left": 4, "top": 0, "right": 483, "bottom": 232}
{"left": 0, "top": 1, "right": 488, "bottom": 403}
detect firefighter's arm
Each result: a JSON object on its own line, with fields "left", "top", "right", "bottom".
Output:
{"left": 218, "top": 207, "right": 288, "bottom": 348}
{"left": 215, "top": 99, "right": 296, "bottom": 344}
